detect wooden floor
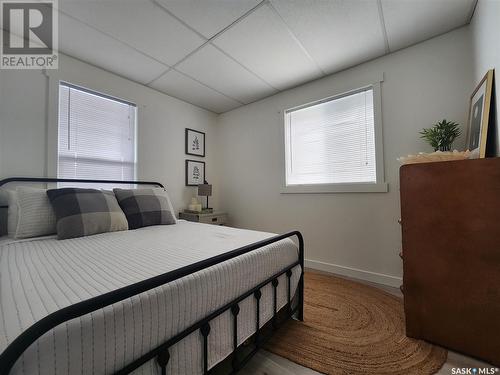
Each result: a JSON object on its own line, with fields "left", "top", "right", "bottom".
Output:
{"left": 240, "top": 270, "right": 495, "bottom": 375}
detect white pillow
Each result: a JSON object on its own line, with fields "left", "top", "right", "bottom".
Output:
{"left": 0, "top": 189, "right": 19, "bottom": 238}
{"left": 15, "top": 187, "right": 57, "bottom": 239}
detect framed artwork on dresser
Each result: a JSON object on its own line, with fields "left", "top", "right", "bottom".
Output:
{"left": 465, "top": 69, "right": 494, "bottom": 158}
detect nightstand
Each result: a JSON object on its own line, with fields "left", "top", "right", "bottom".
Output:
{"left": 179, "top": 211, "right": 228, "bottom": 226}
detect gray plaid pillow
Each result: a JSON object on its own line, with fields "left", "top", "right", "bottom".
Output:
{"left": 113, "top": 188, "right": 176, "bottom": 229}
{"left": 47, "top": 188, "right": 128, "bottom": 240}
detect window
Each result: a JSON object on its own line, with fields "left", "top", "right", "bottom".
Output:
{"left": 58, "top": 82, "right": 136, "bottom": 185}
{"left": 283, "top": 85, "right": 386, "bottom": 193}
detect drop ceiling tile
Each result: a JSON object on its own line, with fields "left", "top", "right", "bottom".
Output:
{"left": 176, "top": 44, "right": 277, "bottom": 104}
{"left": 270, "top": 0, "right": 387, "bottom": 75}
{"left": 156, "top": 0, "right": 261, "bottom": 38}
{"left": 213, "top": 3, "right": 322, "bottom": 91}
{"left": 59, "top": 0, "right": 205, "bottom": 65}
{"left": 149, "top": 69, "right": 241, "bottom": 113}
{"left": 381, "top": 0, "right": 475, "bottom": 51}
{"left": 59, "top": 14, "right": 168, "bottom": 84}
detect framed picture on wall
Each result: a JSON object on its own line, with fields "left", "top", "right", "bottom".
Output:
{"left": 465, "top": 69, "right": 494, "bottom": 158}
{"left": 185, "top": 160, "right": 205, "bottom": 186}
{"left": 185, "top": 128, "right": 205, "bottom": 157}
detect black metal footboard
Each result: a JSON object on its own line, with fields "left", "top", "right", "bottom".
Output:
{"left": 0, "top": 177, "right": 304, "bottom": 375}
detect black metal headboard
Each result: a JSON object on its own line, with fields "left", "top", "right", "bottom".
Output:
{"left": 0, "top": 177, "right": 164, "bottom": 188}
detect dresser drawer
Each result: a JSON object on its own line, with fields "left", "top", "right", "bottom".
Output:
{"left": 198, "top": 214, "right": 227, "bottom": 225}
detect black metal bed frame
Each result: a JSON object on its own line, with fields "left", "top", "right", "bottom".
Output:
{"left": 0, "top": 177, "right": 304, "bottom": 375}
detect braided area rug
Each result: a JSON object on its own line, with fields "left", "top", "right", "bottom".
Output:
{"left": 264, "top": 271, "right": 447, "bottom": 374}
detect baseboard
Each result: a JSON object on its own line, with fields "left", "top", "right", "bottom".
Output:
{"left": 305, "top": 259, "right": 402, "bottom": 288}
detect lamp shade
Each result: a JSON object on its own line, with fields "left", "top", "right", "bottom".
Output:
{"left": 198, "top": 184, "right": 212, "bottom": 197}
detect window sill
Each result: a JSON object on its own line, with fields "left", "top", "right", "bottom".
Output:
{"left": 280, "top": 182, "right": 388, "bottom": 194}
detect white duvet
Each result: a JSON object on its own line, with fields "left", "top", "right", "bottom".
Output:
{"left": 0, "top": 221, "right": 301, "bottom": 375}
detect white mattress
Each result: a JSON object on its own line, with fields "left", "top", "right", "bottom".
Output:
{"left": 0, "top": 221, "right": 301, "bottom": 375}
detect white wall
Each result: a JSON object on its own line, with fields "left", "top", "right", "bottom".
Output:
{"left": 215, "top": 27, "right": 473, "bottom": 286}
{"left": 0, "top": 53, "right": 219, "bottom": 213}
{"left": 470, "top": 0, "right": 500, "bottom": 155}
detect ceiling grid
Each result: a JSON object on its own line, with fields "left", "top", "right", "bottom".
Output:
{"left": 53, "top": 0, "right": 477, "bottom": 113}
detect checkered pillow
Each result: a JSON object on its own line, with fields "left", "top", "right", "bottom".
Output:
{"left": 113, "top": 188, "right": 176, "bottom": 230}
{"left": 46, "top": 188, "right": 128, "bottom": 240}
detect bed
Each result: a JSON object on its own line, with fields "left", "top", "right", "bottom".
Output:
{"left": 0, "top": 177, "right": 304, "bottom": 375}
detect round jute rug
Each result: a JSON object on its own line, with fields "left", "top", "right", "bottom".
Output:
{"left": 264, "top": 271, "right": 447, "bottom": 374}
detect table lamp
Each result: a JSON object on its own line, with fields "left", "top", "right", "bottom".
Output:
{"left": 197, "top": 181, "right": 212, "bottom": 211}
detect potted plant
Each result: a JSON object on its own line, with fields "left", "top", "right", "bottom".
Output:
{"left": 420, "top": 119, "right": 461, "bottom": 152}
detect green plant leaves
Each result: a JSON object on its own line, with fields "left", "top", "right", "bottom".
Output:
{"left": 419, "top": 119, "right": 461, "bottom": 152}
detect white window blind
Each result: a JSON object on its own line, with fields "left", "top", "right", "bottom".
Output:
{"left": 285, "top": 88, "right": 376, "bottom": 186}
{"left": 58, "top": 83, "right": 136, "bottom": 185}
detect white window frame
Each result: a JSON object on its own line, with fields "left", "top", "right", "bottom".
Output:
{"left": 281, "top": 78, "right": 387, "bottom": 194}
{"left": 45, "top": 71, "right": 140, "bottom": 181}
{"left": 56, "top": 81, "right": 137, "bottom": 184}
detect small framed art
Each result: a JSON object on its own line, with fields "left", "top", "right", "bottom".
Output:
{"left": 185, "top": 128, "right": 205, "bottom": 157}
{"left": 185, "top": 160, "right": 205, "bottom": 186}
{"left": 466, "top": 69, "right": 494, "bottom": 158}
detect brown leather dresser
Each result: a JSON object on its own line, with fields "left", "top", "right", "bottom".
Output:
{"left": 399, "top": 158, "right": 500, "bottom": 366}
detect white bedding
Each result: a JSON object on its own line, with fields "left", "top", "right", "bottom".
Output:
{"left": 0, "top": 221, "right": 301, "bottom": 375}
